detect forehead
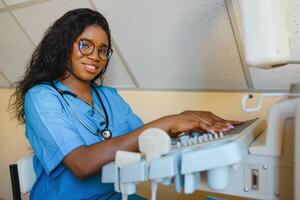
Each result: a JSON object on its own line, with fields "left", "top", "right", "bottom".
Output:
{"left": 77, "top": 25, "right": 108, "bottom": 45}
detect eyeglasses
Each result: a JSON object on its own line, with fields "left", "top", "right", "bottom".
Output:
{"left": 77, "top": 39, "right": 113, "bottom": 61}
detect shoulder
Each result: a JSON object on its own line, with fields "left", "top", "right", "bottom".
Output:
{"left": 95, "top": 85, "right": 119, "bottom": 97}
{"left": 94, "top": 85, "right": 129, "bottom": 107}
{"left": 25, "top": 82, "right": 61, "bottom": 106}
{"left": 26, "top": 82, "right": 58, "bottom": 96}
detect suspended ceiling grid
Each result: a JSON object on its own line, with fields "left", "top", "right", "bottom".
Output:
{"left": 0, "top": 0, "right": 300, "bottom": 90}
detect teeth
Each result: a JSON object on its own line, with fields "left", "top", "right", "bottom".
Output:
{"left": 85, "top": 64, "right": 96, "bottom": 70}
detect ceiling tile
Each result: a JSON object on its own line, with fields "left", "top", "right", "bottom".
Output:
{"left": 94, "top": 0, "right": 247, "bottom": 89}
{"left": 0, "top": 11, "right": 34, "bottom": 84}
{"left": 4, "top": 0, "right": 31, "bottom": 6}
{"left": 12, "top": 0, "right": 92, "bottom": 45}
{"left": 103, "top": 47, "right": 136, "bottom": 88}
{"left": 0, "top": 70, "right": 11, "bottom": 87}
{"left": 0, "top": 1, "right": 5, "bottom": 8}
{"left": 250, "top": 64, "right": 300, "bottom": 90}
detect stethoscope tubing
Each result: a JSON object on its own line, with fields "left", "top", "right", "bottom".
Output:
{"left": 50, "top": 81, "right": 112, "bottom": 140}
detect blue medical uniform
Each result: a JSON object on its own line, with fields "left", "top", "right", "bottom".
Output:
{"left": 24, "top": 81, "right": 146, "bottom": 200}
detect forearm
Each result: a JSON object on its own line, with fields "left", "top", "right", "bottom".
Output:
{"left": 63, "top": 110, "right": 240, "bottom": 179}
{"left": 63, "top": 115, "right": 173, "bottom": 179}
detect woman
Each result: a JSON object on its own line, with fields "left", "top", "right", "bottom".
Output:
{"left": 10, "top": 8, "right": 241, "bottom": 200}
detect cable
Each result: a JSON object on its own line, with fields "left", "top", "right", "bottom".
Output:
{"left": 121, "top": 193, "right": 128, "bottom": 200}
{"left": 151, "top": 181, "right": 158, "bottom": 200}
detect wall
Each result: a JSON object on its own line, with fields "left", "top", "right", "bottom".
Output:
{"left": 0, "top": 89, "right": 31, "bottom": 200}
{"left": 0, "top": 88, "right": 282, "bottom": 200}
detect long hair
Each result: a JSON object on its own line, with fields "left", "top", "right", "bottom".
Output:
{"left": 9, "top": 8, "right": 112, "bottom": 123}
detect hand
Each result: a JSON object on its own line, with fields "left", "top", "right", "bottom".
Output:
{"left": 165, "top": 110, "right": 242, "bottom": 137}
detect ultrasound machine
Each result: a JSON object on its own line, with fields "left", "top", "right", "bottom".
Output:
{"left": 102, "top": 1, "right": 300, "bottom": 199}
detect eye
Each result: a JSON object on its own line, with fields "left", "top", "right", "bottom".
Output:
{"left": 98, "top": 47, "right": 108, "bottom": 55}
{"left": 98, "top": 46, "right": 112, "bottom": 60}
{"left": 79, "top": 40, "right": 92, "bottom": 49}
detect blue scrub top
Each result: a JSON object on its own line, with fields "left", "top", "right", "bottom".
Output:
{"left": 24, "top": 81, "right": 144, "bottom": 200}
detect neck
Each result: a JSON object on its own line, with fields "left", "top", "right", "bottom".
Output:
{"left": 61, "top": 75, "right": 93, "bottom": 104}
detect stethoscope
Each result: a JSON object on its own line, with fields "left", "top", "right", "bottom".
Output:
{"left": 50, "top": 82, "right": 112, "bottom": 140}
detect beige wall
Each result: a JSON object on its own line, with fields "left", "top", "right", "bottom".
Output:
{"left": 0, "top": 89, "right": 31, "bottom": 200}
{"left": 0, "top": 88, "right": 282, "bottom": 200}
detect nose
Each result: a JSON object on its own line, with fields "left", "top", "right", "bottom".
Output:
{"left": 88, "top": 49, "right": 100, "bottom": 61}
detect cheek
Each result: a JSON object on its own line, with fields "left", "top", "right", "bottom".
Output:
{"left": 70, "top": 44, "right": 83, "bottom": 60}
{"left": 100, "top": 60, "right": 107, "bottom": 66}
{"left": 70, "top": 51, "right": 84, "bottom": 65}
{"left": 100, "top": 62, "right": 108, "bottom": 72}
{"left": 73, "top": 50, "right": 83, "bottom": 60}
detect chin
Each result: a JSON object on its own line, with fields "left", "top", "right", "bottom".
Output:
{"left": 79, "top": 71, "right": 100, "bottom": 80}
{"left": 74, "top": 75, "right": 95, "bottom": 83}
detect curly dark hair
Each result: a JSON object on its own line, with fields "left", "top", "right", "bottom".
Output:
{"left": 9, "top": 8, "right": 112, "bottom": 123}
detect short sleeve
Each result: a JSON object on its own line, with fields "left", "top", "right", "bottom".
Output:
{"left": 24, "top": 86, "right": 85, "bottom": 177}
{"left": 110, "top": 88, "right": 144, "bottom": 131}
{"left": 99, "top": 86, "right": 144, "bottom": 134}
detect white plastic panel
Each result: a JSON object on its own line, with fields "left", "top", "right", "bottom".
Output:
{"left": 0, "top": 11, "right": 34, "bottom": 84}
{"left": 240, "top": 0, "right": 290, "bottom": 67}
{"left": 94, "top": 0, "right": 247, "bottom": 89}
{"left": 249, "top": 0, "right": 300, "bottom": 90}
{"left": 17, "top": 155, "right": 36, "bottom": 193}
{"left": 233, "top": 0, "right": 300, "bottom": 90}
{"left": 11, "top": 0, "right": 92, "bottom": 45}
{"left": 289, "top": 0, "right": 300, "bottom": 62}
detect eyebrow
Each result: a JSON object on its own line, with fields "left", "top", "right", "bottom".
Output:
{"left": 80, "top": 38, "right": 109, "bottom": 48}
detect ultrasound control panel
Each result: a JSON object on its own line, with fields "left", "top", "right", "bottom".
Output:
{"left": 102, "top": 117, "right": 265, "bottom": 197}
{"left": 171, "top": 118, "right": 259, "bottom": 151}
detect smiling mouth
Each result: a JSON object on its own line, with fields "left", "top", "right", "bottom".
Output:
{"left": 86, "top": 64, "right": 96, "bottom": 70}
{"left": 83, "top": 64, "right": 98, "bottom": 73}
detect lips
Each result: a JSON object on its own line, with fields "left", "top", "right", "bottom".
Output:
{"left": 83, "top": 63, "right": 98, "bottom": 73}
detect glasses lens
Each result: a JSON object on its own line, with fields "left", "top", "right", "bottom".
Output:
{"left": 98, "top": 47, "right": 113, "bottom": 61}
{"left": 78, "top": 39, "right": 94, "bottom": 55}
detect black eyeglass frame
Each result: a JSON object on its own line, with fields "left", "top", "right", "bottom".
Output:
{"left": 77, "top": 38, "right": 113, "bottom": 61}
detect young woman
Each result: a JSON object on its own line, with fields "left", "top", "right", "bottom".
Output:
{"left": 10, "top": 8, "right": 241, "bottom": 200}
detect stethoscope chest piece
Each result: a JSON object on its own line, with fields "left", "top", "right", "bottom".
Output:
{"left": 101, "top": 128, "right": 112, "bottom": 140}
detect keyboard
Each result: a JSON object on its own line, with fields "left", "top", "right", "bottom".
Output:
{"left": 170, "top": 118, "right": 259, "bottom": 152}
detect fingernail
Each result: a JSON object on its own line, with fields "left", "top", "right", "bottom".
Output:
{"left": 222, "top": 128, "right": 230, "bottom": 131}
{"left": 226, "top": 123, "right": 234, "bottom": 128}
{"left": 208, "top": 129, "right": 216, "bottom": 133}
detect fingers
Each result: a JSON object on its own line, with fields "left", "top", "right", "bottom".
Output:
{"left": 192, "top": 112, "right": 232, "bottom": 132}
{"left": 207, "top": 122, "right": 232, "bottom": 132}
{"left": 174, "top": 111, "right": 242, "bottom": 135}
{"left": 225, "top": 120, "right": 244, "bottom": 125}
{"left": 195, "top": 120, "right": 229, "bottom": 133}
{"left": 207, "top": 112, "right": 226, "bottom": 122}
{"left": 197, "top": 122, "right": 211, "bottom": 132}
{"left": 188, "top": 112, "right": 218, "bottom": 128}
{"left": 191, "top": 111, "right": 222, "bottom": 122}
{"left": 198, "top": 112, "right": 243, "bottom": 131}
